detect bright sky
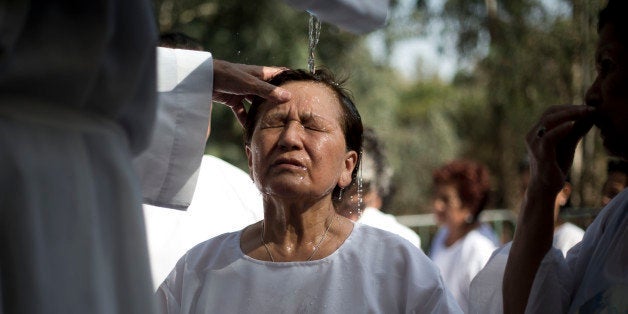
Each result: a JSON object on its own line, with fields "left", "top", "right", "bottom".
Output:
{"left": 366, "top": 0, "right": 458, "bottom": 82}
{"left": 367, "top": 34, "right": 458, "bottom": 82}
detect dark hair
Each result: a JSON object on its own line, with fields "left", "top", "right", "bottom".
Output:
{"left": 159, "top": 32, "right": 204, "bottom": 51}
{"left": 432, "top": 159, "right": 491, "bottom": 222}
{"left": 244, "top": 69, "right": 363, "bottom": 199}
{"left": 598, "top": 0, "right": 627, "bottom": 44}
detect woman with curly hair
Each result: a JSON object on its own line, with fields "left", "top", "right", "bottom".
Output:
{"left": 430, "top": 159, "right": 496, "bottom": 313}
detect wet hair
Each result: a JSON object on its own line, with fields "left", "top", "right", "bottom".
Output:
{"left": 244, "top": 69, "right": 363, "bottom": 199}
{"left": 432, "top": 159, "right": 491, "bottom": 222}
{"left": 598, "top": 0, "right": 628, "bottom": 45}
{"left": 159, "top": 32, "right": 204, "bottom": 51}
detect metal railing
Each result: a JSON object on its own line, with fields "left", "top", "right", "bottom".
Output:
{"left": 396, "top": 208, "right": 597, "bottom": 254}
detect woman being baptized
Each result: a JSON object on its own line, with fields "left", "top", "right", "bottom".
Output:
{"left": 156, "top": 69, "right": 461, "bottom": 313}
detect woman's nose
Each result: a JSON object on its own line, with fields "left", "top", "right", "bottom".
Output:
{"left": 277, "top": 121, "right": 303, "bottom": 150}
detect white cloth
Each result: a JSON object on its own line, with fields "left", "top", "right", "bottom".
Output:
{"left": 469, "top": 189, "right": 628, "bottom": 314}
{"left": 0, "top": 2, "right": 160, "bottom": 312}
{"left": 157, "top": 223, "right": 462, "bottom": 313}
{"left": 430, "top": 224, "right": 499, "bottom": 258}
{"left": 553, "top": 222, "right": 585, "bottom": 257}
{"left": 358, "top": 207, "right": 422, "bottom": 249}
{"left": 0, "top": 10, "right": 213, "bottom": 312}
{"left": 144, "top": 155, "right": 263, "bottom": 288}
{"left": 283, "top": 0, "right": 389, "bottom": 34}
{"left": 431, "top": 230, "right": 497, "bottom": 313}
{"left": 134, "top": 47, "right": 213, "bottom": 210}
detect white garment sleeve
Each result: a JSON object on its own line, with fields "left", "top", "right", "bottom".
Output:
{"left": 134, "top": 47, "right": 213, "bottom": 210}
{"left": 283, "top": 0, "right": 389, "bottom": 34}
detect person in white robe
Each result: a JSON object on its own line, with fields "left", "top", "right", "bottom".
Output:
{"left": 336, "top": 128, "right": 422, "bottom": 249}
{"left": 144, "top": 155, "right": 263, "bottom": 289}
{"left": 477, "top": 1, "right": 628, "bottom": 312}
{"left": 429, "top": 159, "right": 497, "bottom": 313}
{"left": 156, "top": 69, "right": 462, "bottom": 313}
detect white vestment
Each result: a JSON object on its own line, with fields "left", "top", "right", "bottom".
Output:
{"left": 0, "top": 1, "right": 161, "bottom": 312}
{"left": 0, "top": 45, "right": 211, "bottom": 314}
{"left": 156, "top": 223, "right": 462, "bottom": 313}
{"left": 469, "top": 189, "right": 628, "bottom": 314}
{"left": 358, "top": 206, "right": 422, "bottom": 249}
{"left": 431, "top": 230, "right": 497, "bottom": 313}
{"left": 144, "top": 155, "right": 263, "bottom": 288}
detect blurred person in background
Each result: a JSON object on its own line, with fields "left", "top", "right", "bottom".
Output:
{"left": 336, "top": 127, "right": 422, "bottom": 249}
{"left": 550, "top": 178, "right": 584, "bottom": 257}
{"left": 429, "top": 159, "right": 497, "bottom": 313}
{"left": 517, "top": 158, "right": 585, "bottom": 256}
{"left": 601, "top": 158, "right": 628, "bottom": 207}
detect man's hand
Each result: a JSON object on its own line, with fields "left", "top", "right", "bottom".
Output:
{"left": 503, "top": 104, "right": 594, "bottom": 314}
{"left": 212, "top": 59, "right": 291, "bottom": 126}
{"left": 525, "top": 105, "right": 596, "bottom": 195}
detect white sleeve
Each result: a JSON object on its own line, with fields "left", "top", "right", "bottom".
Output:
{"left": 283, "top": 0, "right": 389, "bottom": 34}
{"left": 134, "top": 47, "right": 213, "bottom": 210}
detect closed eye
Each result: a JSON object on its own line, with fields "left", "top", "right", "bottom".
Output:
{"left": 259, "top": 114, "right": 286, "bottom": 129}
{"left": 302, "top": 116, "right": 331, "bottom": 132}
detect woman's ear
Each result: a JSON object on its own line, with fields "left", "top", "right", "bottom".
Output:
{"left": 338, "top": 150, "right": 359, "bottom": 188}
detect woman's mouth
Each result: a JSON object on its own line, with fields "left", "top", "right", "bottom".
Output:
{"left": 272, "top": 157, "right": 306, "bottom": 169}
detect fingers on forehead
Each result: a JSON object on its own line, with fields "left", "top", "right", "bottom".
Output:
{"left": 260, "top": 66, "right": 285, "bottom": 80}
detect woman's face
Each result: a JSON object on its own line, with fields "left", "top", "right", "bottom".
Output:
{"left": 246, "top": 81, "right": 357, "bottom": 200}
{"left": 432, "top": 183, "right": 471, "bottom": 231}
{"left": 586, "top": 23, "right": 628, "bottom": 159}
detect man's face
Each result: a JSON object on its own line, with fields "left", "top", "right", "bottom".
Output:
{"left": 586, "top": 23, "right": 628, "bottom": 159}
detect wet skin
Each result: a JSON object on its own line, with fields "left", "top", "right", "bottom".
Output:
{"left": 246, "top": 81, "right": 356, "bottom": 202}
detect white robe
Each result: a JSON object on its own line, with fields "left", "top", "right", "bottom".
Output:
{"left": 431, "top": 230, "right": 497, "bottom": 313}
{"left": 0, "top": 46, "right": 211, "bottom": 314}
{"left": 0, "top": 1, "right": 160, "bottom": 312}
{"left": 157, "top": 223, "right": 462, "bottom": 313}
{"left": 144, "top": 155, "right": 263, "bottom": 289}
{"left": 358, "top": 206, "right": 422, "bottom": 249}
{"left": 469, "top": 189, "right": 628, "bottom": 314}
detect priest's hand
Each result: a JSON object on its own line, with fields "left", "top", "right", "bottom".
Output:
{"left": 212, "top": 59, "right": 291, "bottom": 126}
